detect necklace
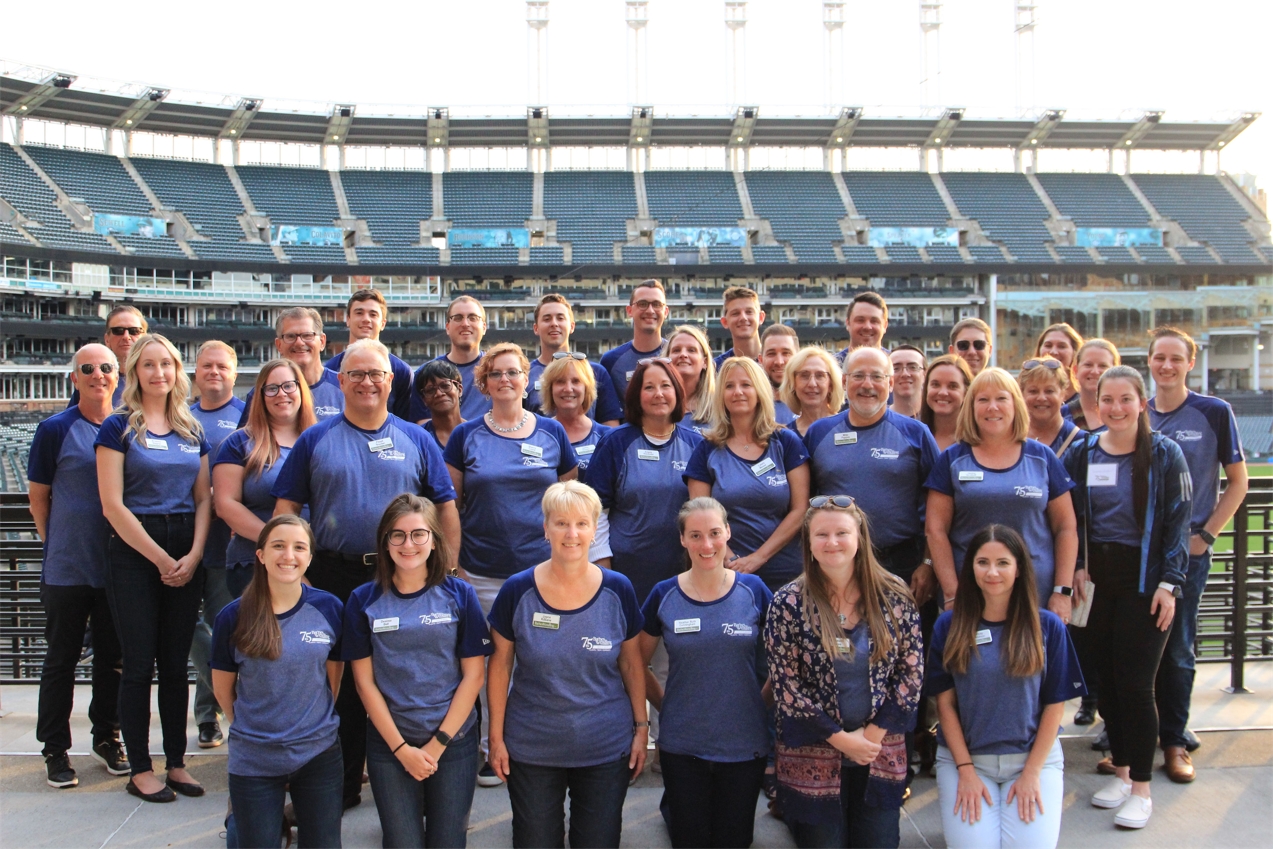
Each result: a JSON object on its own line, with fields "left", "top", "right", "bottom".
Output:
{"left": 486, "top": 410, "right": 529, "bottom": 433}
{"left": 685, "top": 567, "right": 729, "bottom": 602}
{"left": 644, "top": 426, "right": 675, "bottom": 440}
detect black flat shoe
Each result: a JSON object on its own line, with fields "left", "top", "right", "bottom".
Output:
{"left": 1073, "top": 702, "right": 1097, "bottom": 726}
{"left": 127, "top": 779, "right": 176, "bottom": 803}
{"left": 165, "top": 777, "right": 205, "bottom": 797}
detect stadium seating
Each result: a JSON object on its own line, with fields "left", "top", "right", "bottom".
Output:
{"left": 0, "top": 144, "right": 118, "bottom": 254}
{"left": 1036, "top": 173, "right": 1150, "bottom": 226}
{"left": 1055, "top": 246, "right": 1095, "bottom": 263}
{"left": 1235, "top": 415, "right": 1273, "bottom": 457}
{"left": 941, "top": 172, "right": 1054, "bottom": 263}
{"left": 1133, "top": 175, "right": 1264, "bottom": 264}
{"left": 750, "top": 245, "right": 791, "bottom": 264}
{"left": 237, "top": 165, "right": 340, "bottom": 227}
{"left": 645, "top": 171, "right": 743, "bottom": 227}
{"left": 745, "top": 171, "right": 844, "bottom": 263}
{"left": 841, "top": 245, "right": 880, "bottom": 264}
{"left": 1136, "top": 245, "right": 1177, "bottom": 265}
{"left": 543, "top": 171, "right": 637, "bottom": 265}
{"left": 444, "top": 171, "right": 533, "bottom": 227}
{"left": 341, "top": 169, "right": 434, "bottom": 246}
{"left": 841, "top": 172, "right": 948, "bottom": 226}
{"left": 927, "top": 245, "right": 966, "bottom": 264}
{"left": 885, "top": 246, "right": 923, "bottom": 264}
{"left": 353, "top": 246, "right": 441, "bottom": 265}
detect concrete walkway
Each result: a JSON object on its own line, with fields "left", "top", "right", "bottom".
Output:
{"left": 2, "top": 663, "right": 1270, "bottom": 848}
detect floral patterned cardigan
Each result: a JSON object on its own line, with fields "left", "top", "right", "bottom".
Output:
{"left": 764, "top": 579, "right": 924, "bottom": 825}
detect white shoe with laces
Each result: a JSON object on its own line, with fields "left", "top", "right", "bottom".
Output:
{"left": 1091, "top": 777, "right": 1132, "bottom": 808}
{"left": 1114, "top": 794, "right": 1152, "bottom": 828}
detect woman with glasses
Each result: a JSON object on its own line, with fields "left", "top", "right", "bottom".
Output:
{"left": 1068, "top": 339, "right": 1121, "bottom": 430}
{"left": 344, "top": 494, "right": 491, "bottom": 847}
{"left": 780, "top": 347, "right": 845, "bottom": 439}
{"left": 95, "top": 333, "right": 212, "bottom": 802}
{"left": 1018, "top": 357, "right": 1084, "bottom": 458}
{"left": 765, "top": 495, "right": 923, "bottom": 849}
{"left": 667, "top": 325, "right": 716, "bottom": 434}
{"left": 413, "top": 359, "right": 465, "bottom": 448}
{"left": 920, "top": 355, "right": 974, "bottom": 453}
{"left": 214, "top": 359, "right": 317, "bottom": 600}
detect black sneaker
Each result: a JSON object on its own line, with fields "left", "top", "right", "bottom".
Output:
{"left": 45, "top": 753, "right": 78, "bottom": 788}
{"left": 1183, "top": 728, "right": 1202, "bottom": 753}
{"left": 91, "top": 739, "right": 130, "bottom": 775}
{"left": 477, "top": 761, "right": 502, "bottom": 787}
{"left": 198, "top": 721, "right": 224, "bottom": 749}
{"left": 1091, "top": 729, "right": 1110, "bottom": 751}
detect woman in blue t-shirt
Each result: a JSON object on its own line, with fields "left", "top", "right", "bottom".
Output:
{"left": 667, "top": 325, "right": 716, "bottom": 434}
{"left": 95, "top": 333, "right": 212, "bottom": 802}
{"left": 685, "top": 356, "right": 810, "bottom": 592}
{"left": 929, "top": 525, "right": 1086, "bottom": 849}
{"left": 414, "top": 359, "right": 464, "bottom": 448}
{"left": 345, "top": 494, "right": 492, "bottom": 848}
{"left": 213, "top": 358, "right": 317, "bottom": 598}
{"left": 1019, "top": 357, "right": 1084, "bottom": 458}
{"left": 211, "top": 515, "right": 344, "bottom": 849}
{"left": 487, "top": 482, "right": 648, "bottom": 849}
{"left": 639, "top": 497, "right": 773, "bottom": 848}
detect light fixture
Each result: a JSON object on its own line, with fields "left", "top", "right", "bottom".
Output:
{"left": 332, "top": 134, "right": 339, "bottom": 140}
{"left": 1126, "top": 140, "right": 1132, "bottom": 145}
{"left": 934, "top": 137, "right": 941, "bottom": 143}
{"left": 433, "top": 137, "right": 440, "bottom": 142}
{"left": 636, "top": 136, "right": 643, "bottom": 141}
{"left": 836, "top": 137, "right": 843, "bottom": 142}
{"left": 19, "top": 104, "right": 27, "bottom": 111}
{"left": 535, "top": 136, "right": 542, "bottom": 142}
{"left": 1219, "top": 141, "right": 1226, "bottom": 147}
{"left": 229, "top": 129, "right": 236, "bottom": 135}
{"left": 737, "top": 136, "right": 744, "bottom": 141}
{"left": 125, "top": 119, "right": 132, "bottom": 125}
{"left": 1030, "top": 138, "right": 1038, "bottom": 145}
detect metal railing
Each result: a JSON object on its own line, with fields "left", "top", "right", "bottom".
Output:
{"left": 2, "top": 480, "right": 1272, "bottom": 686}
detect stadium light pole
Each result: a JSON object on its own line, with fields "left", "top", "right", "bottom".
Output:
{"left": 626, "top": 1, "right": 649, "bottom": 106}
{"left": 919, "top": 1, "right": 942, "bottom": 112}
{"left": 725, "top": 1, "right": 747, "bottom": 106}
{"left": 1014, "top": 1, "right": 1038, "bottom": 116}
{"left": 823, "top": 2, "right": 846, "bottom": 113}
{"left": 526, "top": 1, "right": 549, "bottom": 108}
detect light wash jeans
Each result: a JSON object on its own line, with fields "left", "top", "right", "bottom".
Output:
{"left": 935, "top": 739, "right": 1064, "bottom": 849}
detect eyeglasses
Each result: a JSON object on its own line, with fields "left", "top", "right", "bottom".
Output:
{"left": 553, "top": 351, "right": 588, "bottom": 361}
{"left": 637, "top": 357, "right": 673, "bottom": 366}
{"left": 486, "top": 369, "right": 525, "bottom": 382}
{"left": 279, "top": 332, "right": 319, "bottom": 344}
{"left": 631, "top": 299, "right": 667, "bottom": 312}
{"left": 387, "top": 528, "right": 433, "bottom": 546}
{"left": 447, "top": 313, "right": 484, "bottom": 324}
{"left": 107, "top": 326, "right": 143, "bottom": 337}
{"left": 262, "top": 380, "right": 299, "bottom": 397}
{"left": 1022, "top": 359, "right": 1062, "bottom": 371}
{"left": 810, "top": 495, "right": 856, "bottom": 509}
{"left": 78, "top": 362, "right": 115, "bottom": 375}
{"left": 847, "top": 371, "right": 890, "bottom": 384}
{"left": 893, "top": 362, "right": 925, "bottom": 374}
{"left": 344, "top": 369, "right": 389, "bottom": 384}
{"left": 421, "top": 379, "right": 462, "bottom": 397}
{"left": 956, "top": 339, "right": 988, "bottom": 352}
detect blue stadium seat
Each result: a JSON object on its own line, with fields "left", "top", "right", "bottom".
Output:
{"left": 237, "top": 165, "right": 340, "bottom": 227}
{"left": 1055, "top": 246, "right": 1095, "bottom": 263}
{"left": 1097, "top": 246, "right": 1137, "bottom": 263}
{"left": 355, "top": 246, "right": 442, "bottom": 265}
{"left": 745, "top": 171, "right": 844, "bottom": 263}
{"left": 528, "top": 246, "right": 564, "bottom": 265}
{"left": 841, "top": 172, "right": 948, "bottom": 226}
{"left": 449, "top": 246, "right": 520, "bottom": 265}
{"left": 941, "top": 173, "right": 1054, "bottom": 263}
{"left": 927, "top": 245, "right": 966, "bottom": 264}
{"left": 1175, "top": 245, "right": 1220, "bottom": 265}
{"left": 621, "top": 246, "right": 657, "bottom": 264}
{"left": 1035, "top": 174, "right": 1151, "bottom": 227}
{"left": 842, "top": 245, "right": 880, "bottom": 264}
{"left": 645, "top": 171, "right": 742, "bottom": 226}
{"left": 707, "top": 246, "right": 745, "bottom": 264}
{"left": 544, "top": 172, "right": 636, "bottom": 266}
{"left": 444, "top": 172, "right": 533, "bottom": 227}
{"left": 1136, "top": 245, "right": 1177, "bottom": 265}
{"left": 968, "top": 245, "right": 1009, "bottom": 263}
{"left": 0, "top": 144, "right": 117, "bottom": 254}
{"left": 1133, "top": 175, "right": 1265, "bottom": 264}
{"left": 751, "top": 245, "right": 791, "bottom": 264}
{"left": 342, "top": 170, "right": 433, "bottom": 246}
{"left": 885, "top": 246, "right": 923, "bottom": 264}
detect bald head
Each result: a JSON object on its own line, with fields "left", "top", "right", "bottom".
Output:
{"left": 72, "top": 342, "right": 118, "bottom": 372}
{"left": 845, "top": 346, "right": 891, "bottom": 376}
{"left": 70, "top": 342, "right": 120, "bottom": 408}
{"left": 844, "top": 346, "right": 892, "bottom": 423}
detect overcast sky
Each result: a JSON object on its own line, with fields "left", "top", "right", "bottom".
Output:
{"left": 7, "top": 0, "right": 1269, "bottom": 180}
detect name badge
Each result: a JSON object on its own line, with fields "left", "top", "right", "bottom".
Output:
{"left": 834, "top": 432, "right": 858, "bottom": 446}
{"left": 958, "top": 470, "right": 985, "bottom": 482}
{"left": 372, "top": 617, "right": 400, "bottom": 633}
{"left": 576, "top": 444, "right": 596, "bottom": 456}
{"left": 145, "top": 437, "right": 168, "bottom": 450}
{"left": 751, "top": 457, "right": 777, "bottom": 476}
{"left": 626, "top": 370, "right": 635, "bottom": 381}
{"left": 521, "top": 443, "right": 544, "bottom": 458}
{"left": 1087, "top": 463, "right": 1118, "bottom": 487}
{"left": 532, "top": 612, "right": 560, "bottom": 630}
{"left": 368, "top": 437, "right": 394, "bottom": 452}
{"left": 835, "top": 637, "right": 853, "bottom": 651}
{"left": 673, "top": 618, "right": 701, "bottom": 634}
{"left": 637, "top": 448, "right": 660, "bottom": 461}
{"left": 975, "top": 629, "right": 993, "bottom": 645}
{"left": 534, "top": 379, "right": 542, "bottom": 391}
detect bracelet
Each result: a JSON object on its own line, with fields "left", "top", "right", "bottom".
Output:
{"left": 633, "top": 721, "right": 650, "bottom": 729}
{"left": 957, "top": 762, "right": 974, "bottom": 769}
{"left": 392, "top": 741, "right": 409, "bottom": 755}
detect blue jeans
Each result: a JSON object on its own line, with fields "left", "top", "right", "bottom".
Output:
{"left": 935, "top": 741, "right": 1064, "bottom": 849}
{"left": 506, "top": 756, "right": 631, "bottom": 848}
{"left": 366, "top": 721, "right": 479, "bottom": 848}
{"left": 1157, "top": 551, "right": 1210, "bottom": 748}
{"left": 228, "top": 742, "right": 343, "bottom": 849}
{"left": 787, "top": 762, "right": 901, "bottom": 849}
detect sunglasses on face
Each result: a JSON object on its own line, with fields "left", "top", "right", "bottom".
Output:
{"left": 78, "top": 363, "right": 116, "bottom": 375}
{"left": 553, "top": 351, "right": 588, "bottom": 361}
{"left": 1022, "top": 359, "right": 1062, "bottom": 371}
{"left": 956, "top": 339, "right": 988, "bottom": 352}
{"left": 108, "top": 326, "right": 143, "bottom": 337}
{"left": 810, "top": 495, "right": 856, "bottom": 509}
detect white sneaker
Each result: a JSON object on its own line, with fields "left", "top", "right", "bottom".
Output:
{"left": 1114, "top": 794, "right": 1152, "bottom": 828}
{"left": 1092, "top": 777, "right": 1132, "bottom": 808}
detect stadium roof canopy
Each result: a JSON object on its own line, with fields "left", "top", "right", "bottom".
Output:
{"left": 0, "top": 68, "right": 1259, "bottom": 152}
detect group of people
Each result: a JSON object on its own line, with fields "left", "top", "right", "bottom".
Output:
{"left": 26, "top": 281, "right": 1247, "bottom": 849}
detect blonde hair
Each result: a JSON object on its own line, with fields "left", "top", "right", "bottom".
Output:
{"left": 1017, "top": 355, "right": 1072, "bottom": 395}
{"left": 706, "top": 357, "right": 778, "bottom": 447}
{"left": 668, "top": 325, "right": 716, "bottom": 415}
{"left": 1034, "top": 323, "right": 1082, "bottom": 359}
{"left": 1076, "top": 338, "right": 1121, "bottom": 369}
{"left": 539, "top": 356, "right": 597, "bottom": 417}
{"left": 956, "top": 367, "right": 1029, "bottom": 445}
{"left": 542, "top": 480, "right": 602, "bottom": 525}
{"left": 340, "top": 338, "right": 391, "bottom": 370}
{"left": 780, "top": 346, "right": 845, "bottom": 416}
{"left": 475, "top": 343, "right": 530, "bottom": 395}
{"left": 119, "top": 334, "right": 203, "bottom": 447}
{"left": 196, "top": 340, "right": 238, "bottom": 369}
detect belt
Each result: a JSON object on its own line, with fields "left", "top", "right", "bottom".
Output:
{"left": 875, "top": 536, "right": 924, "bottom": 560}
{"left": 316, "top": 549, "right": 378, "bottom": 568}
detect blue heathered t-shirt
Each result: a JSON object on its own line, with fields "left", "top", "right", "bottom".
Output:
{"left": 213, "top": 431, "right": 307, "bottom": 569}
{"left": 928, "top": 609, "right": 1087, "bottom": 755}
{"left": 525, "top": 358, "right": 623, "bottom": 424}
{"left": 641, "top": 574, "right": 772, "bottom": 762}
{"left": 805, "top": 410, "right": 940, "bottom": 549}
{"left": 191, "top": 397, "right": 246, "bottom": 568}
{"left": 834, "top": 622, "right": 873, "bottom": 733}
{"left": 1086, "top": 446, "right": 1142, "bottom": 547}
{"left": 94, "top": 414, "right": 211, "bottom": 514}
{"left": 326, "top": 349, "right": 415, "bottom": 421}
{"left": 27, "top": 408, "right": 110, "bottom": 587}
{"left": 599, "top": 339, "right": 668, "bottom": 414}
{"left": 488, "top": 567, "right": 644, "bottom": 768}
{"left": 573, "top": 422, "right": 613, "bottom": 478}
{"left": 925, "top": 440, "right": 1075, "bottom": 601}
{"left": 342, "top": 577, "right": 493, "bottom": 743}
{"left": 443, "top": 416, "right": 578, "bottom": 580}
{"left": 239, "top": 369, "right": 345, "bottom": 427}
{"left": 683, "top": 429, "right": 809, "bottom": 588}
{"left": 773, "top": 398, "right": 797, "bottom": 427}
{"left": 271, "top": 414, "right": 456, "bottom": 555}
{"left": 1149, "top": 392, "right": 1244, "bottom": 531}
{"left": 1048, "top": 419, "right": 1083, "bottom": 456}
{"left": 210, "top": 584, "right": 344, "bottom": 776}
{"left": 408, "top": 353, "right": 492, "bottom": 423}
{"left": 587, "top": 424, "right": 705, "bottom": 602}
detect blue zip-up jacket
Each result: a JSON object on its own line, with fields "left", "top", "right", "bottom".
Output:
{"left": 1063, "top": 431, "right": 1192, "bottom": 594}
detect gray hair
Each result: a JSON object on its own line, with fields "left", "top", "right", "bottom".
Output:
{"left": 275, "top": 307, "right": 324, "bottom": 336}
{"left": 341, "top": 338, "right": 391, "bottom": 370}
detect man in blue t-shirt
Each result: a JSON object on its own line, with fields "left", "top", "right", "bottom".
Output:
{"left": 713, "top": 285, "right": 765, "bottom": 370}
{"left": 29, "top": 343, "right": 130, "bottom": 787}
{"left": 599, "top": 279, "right": 669, "bottom": 412}
{"left": 408, "top": 295, "right": 492, "bottom": 423}
{"left": 1147, "top": 326, "right": 1248, "bottom": 784}
{"left": 524, "top": 293, "right": 621, "bottom": 424}
{"left": 760, "top": 323, "right": 800, "bottom": 426}
{"left": 239, "top": 307, "right": 345, "bottom": 425}
{"left": 325, "top": 288, "right": 414, "bottom": 420}
{"left": 834, "top": 291, "right": 889, "bottom": 367}
{"left": 66, "top": 305, "right": 146, "bottom": 409}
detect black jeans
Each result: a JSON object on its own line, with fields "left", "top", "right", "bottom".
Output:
{"left": 1087, "top": 542, "right": 1172, "bottom": 783}
{"left": 306, "top": 550, "right": 375, "bottom": 801}
{"left": 105, "top": 513, "right": 203, "bottom": 776}
{"left": 506, "top": 756, "right": 631, "bottom": 849}
{"left": 37, "top": 582, "right": 121, "bottom": 757}
{"left": 787, "top": 762, "right": 901, "bottom": 849}
{"left": 659, "top": 750, "right": 766, "bottom": 848}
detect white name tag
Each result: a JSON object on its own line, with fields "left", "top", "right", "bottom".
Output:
{"left": 521, "top": 443, "right": 544, "bottom": 458}
{"left": 834, "top": 432, "right": 858, "bottom": 446}
{"left": 975, "top": 629, "right": 993, "bottom": 645}
{"left": 534, "top": 379, "right": 542, "bottom": 391}
{"left": 626, "top": 370, "right": 635, "bottom": 380}
{"left": 835, "top": 637, "right": 853, "bottom": 651}
{"left": 637, "top": 448, "right": 660, "bottom": 461}
{"left": 532, "top": 612, "right": 560, "bottom": 630}
{"left": 372, "top": 617, "right": 400, "bottom": 633}
{"left": 368, "top": 437, "right": 394, "bottom": 452}
{"left": 751, "top": 457, "right": 777, "bottom": 476}
{"left": 958, "top": 470, "right": 985, "bottom": 482}
{"left": 1087, "top": 463, "right": 1118, "bottom": 487}
{"left": 576, "top": 444, "right": 596, "bottom": 456}
{"left": 673, "top": 618, "right": 701, "bottom": 634}
{"left": 145, "top": 437, "right": 168, "bottom": 450}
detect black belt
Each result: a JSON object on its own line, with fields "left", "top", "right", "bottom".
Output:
{"left": 875, "top": 536, "right": 924, "bottom": 561}
{"left": 316, "top": 549, "right": 378, "bottom": 568}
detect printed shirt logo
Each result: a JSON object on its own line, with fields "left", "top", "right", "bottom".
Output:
{"left": 178, "top": 443, "right": 201, "bottom": 453}
{"left": 522, "top": 457, "right": 549, "bottom": 467}
{"left": 315, "top": 405, "right": 341, "bottom": 417}
{"left": 672, "top": 460, "right": 688, "bottom": 472}
{"left": 377, "top": 449, "right": 406, "bottom": 461}
{"left": 1174, "top": 429, "right": 1204, "bottom": 442}
{"left": 419, "top": 612, "right": 454, "bottom": 625}
{"left": 765, "top": 474, "right": 788, "bottom": 488}
{"left": 580, "top": 636, "right": 614, "bottom": 651}
{"left": 217, "top": 419, "right": 237, "bottom": 430}
{"left": 721, "top": 623, "right": 754, "bottom": 636}
{"left": 1014, "top": 485, "right": 1045, "bottom": 499}
{"left": 299, "top": 630, "right": 332, "bottom": 644}
{"left": 870, "top": 447, "right": 900, "bottom": 460}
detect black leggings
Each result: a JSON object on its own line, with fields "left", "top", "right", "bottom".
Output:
{"left": 660, "top": 751, "right": 766, "bottom": 848}
{"left": 1087, "top": 542, "right": 1171, "bottom": 783}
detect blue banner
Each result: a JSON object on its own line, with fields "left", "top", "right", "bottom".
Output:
{"left": 866, "top": 226, "right": 959, "bottom": 248}
{"left": 1074, "top": 227, "right": 1162, "bottom": 248}
{"left": 270, "top": 225, "right": 345, "bottom": 247}
{"left": 447, "top": 228, "right": 531, "bottom": 248}
{"left": 653, "top": 227, "right": 748, "bottom": 248}
{"left": 93, "top": 214, "right": 167, "bottom": 238}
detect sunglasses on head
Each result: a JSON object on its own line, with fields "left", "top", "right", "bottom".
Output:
{"left": 637, "top": 357, "right": 673, "bottom": 366}
{"left": 810, "top": 495, "right": 856, "bottom": 509}
{"left": 1022, "top": 359, "right": 1062, "bottom": 371}
{"left": 108, "top": 326, "right": 143, "bottom": 337}
{"left": 78, "top": 362, "right": 115, "bottom": 375}
{"left": 553, "top": 351, "right": 588, "bottom": 361}
{"left": 956, "top": 339, "right": 987, "bottom": 352}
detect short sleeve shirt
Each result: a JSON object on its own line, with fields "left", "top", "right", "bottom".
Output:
{"left": 27, "top": 408, "right": 110, "bottom": 587}
{"left": 526, "top": 358, "right": 623, "bottom": 424}
{"left": 213, "top": 431, "right": 305, "bottom": 569}
{"left": 573, "top": 422, "right": 613, "bottom": 478}
{"left": 409, "top": 354, "right": 492, "bottom": 423}
{"left": 239, "top": 370, "right": 344, "bottom": 426}
{"left": 326, "top": 350, "right": 416, "bottom": 421}
{"left": 599, "top": 339, "right": 668, "bottom": 415}
{"left": 190, "top": 397, "right": 246, "bottom": 568}
{"left": 1148, "top": 392, "right": 1244, "bottom": 531}
{"left": 94, "top": 414, "right": 210, "bottom": 514}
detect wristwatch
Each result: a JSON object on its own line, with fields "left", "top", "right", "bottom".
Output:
{"left": 1197, "top": 529, "right": 1216, "bottom": 547}
{"left": 1052, "top": 586, "right": 1073, "bottom": 597}
{"left": 433, "top": 730, "right": 452, "bottom": 748}
{"left": 1157, "top": 582, "right": 1183, "bottom": 599}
